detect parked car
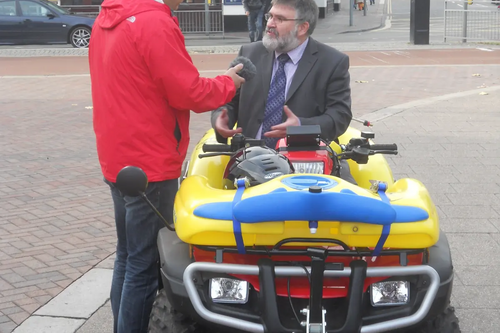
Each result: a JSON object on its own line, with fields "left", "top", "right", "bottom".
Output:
{"left": 0, "top": 0, "right": 95, "bottom": 48}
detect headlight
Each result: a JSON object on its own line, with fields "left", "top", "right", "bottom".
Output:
{"left": 292, "top": 162, "right": 324, "bottom": 174}
{"left": 370, "top": 281, "right": 409, "bottom": 307}
{"left": 210, "top": 278, "right": 249, "bottom": 304}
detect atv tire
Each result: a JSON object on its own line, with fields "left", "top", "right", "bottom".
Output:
{"left": 148, "top": 289, "right": 203, "bottom": 333}
{"left": 408, "top": 306, "right": 461, "bottom": 333}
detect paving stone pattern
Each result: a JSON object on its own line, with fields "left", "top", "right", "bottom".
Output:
{"left": 0, "top": 77, "right": 115, "bottom": 332}
{"left": 372, "top": 91, "right": 500, "bottom": 333}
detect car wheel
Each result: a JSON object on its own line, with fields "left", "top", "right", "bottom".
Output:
{"left": 70, "top": 27, "right": 91, "bottom": 48}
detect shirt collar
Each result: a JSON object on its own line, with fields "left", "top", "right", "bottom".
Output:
{"left": 275, "top": 37, "right": 309, "bottom": 65}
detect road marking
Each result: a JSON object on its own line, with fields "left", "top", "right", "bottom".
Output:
{"left": 364, "top": 84, "right": 500, "bottom": 123}
{"left": 477, "top": 48, "right": 494, "bottom": 52}
{"left": 0, "top": 74, "right": 90, "bottom": 78}
{"left": 393, "top": 51, "right": 411, "bottom": 58}
{"left": 2, "top": 64, "right": 500, "bottom": 80}
{"left": 369, "top": 55, "right": 390, "bottom": 64}
{"left": 0, "top": 70, "right": 225, "bottom": 79}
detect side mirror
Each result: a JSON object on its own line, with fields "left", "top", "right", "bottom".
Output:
{"left": 46, "top": 13, "right": 56, "bottom": 19}
{"left": 115, "top": 166, "right": 148, "bottom": 197}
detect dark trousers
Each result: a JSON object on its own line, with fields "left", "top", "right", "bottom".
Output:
{"left": 106, "top": 178, "right": 178, "bottom": 333}
{"left": 247, "top": 8, "right": 264, "bottom": 42}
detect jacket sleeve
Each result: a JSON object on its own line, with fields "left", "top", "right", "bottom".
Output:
{"left": 242, "top": 0, "right": 250, "bottom": 12}
{"left": 299, "top": 54, "right": 352, "bottom": 141}
{"left": 210, "top": 46, "right": 244, "bottom": 143}
{"left": 138, "top": 18, "right": 236, "bottom": 113}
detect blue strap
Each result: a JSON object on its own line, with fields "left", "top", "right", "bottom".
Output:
{"left": 232, "top": 179, "right": 247, "bottom": 254}
{"left": 372, "top": 182, "right": 391, "bottom": 257}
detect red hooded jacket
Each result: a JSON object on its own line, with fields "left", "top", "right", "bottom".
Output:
{"left": 89, "top": 0, "right": 236, "bottom": 183}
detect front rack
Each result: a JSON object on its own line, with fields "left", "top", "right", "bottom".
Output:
{"left": 194, "top": 237, "right": 427, "bottom": 267}
{"left": 183, "top": 260, "right": 440, "bottom": 333}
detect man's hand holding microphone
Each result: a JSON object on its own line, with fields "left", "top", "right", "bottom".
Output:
{"left": 217, "top": 56, "right": 257, "bottom": 137}
{"left": 224, "top": 63, "right": 246, "bottom": 90}
{"left": 224, "top": 56, "right": 257, "bottom": 90}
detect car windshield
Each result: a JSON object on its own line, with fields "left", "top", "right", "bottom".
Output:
{"left": 40, "top": 0, "right": 70, "bottom": 14}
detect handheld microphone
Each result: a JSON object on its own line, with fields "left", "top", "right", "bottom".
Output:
{"left": 228, "top": 56, "right": 257, "bottom": 82}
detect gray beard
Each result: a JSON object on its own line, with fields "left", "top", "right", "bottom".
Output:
{"left": 262, "top": 26, "right": 300, "bottom": 53}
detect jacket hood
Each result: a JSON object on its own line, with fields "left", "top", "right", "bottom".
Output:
{"left": 97, "top": 0, "right": 170, "bottom": 29}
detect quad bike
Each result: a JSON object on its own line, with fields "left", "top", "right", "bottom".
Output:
{"left": 115, "top": 124, "right": 460, "bottom": 333}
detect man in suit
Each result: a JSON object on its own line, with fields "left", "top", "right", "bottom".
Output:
{"left": 211, "top": 0, "right": 352, "bottom": 150}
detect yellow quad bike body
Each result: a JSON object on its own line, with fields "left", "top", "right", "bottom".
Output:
{"left": 144, "top": 125, "right": 458, "bottom": 333}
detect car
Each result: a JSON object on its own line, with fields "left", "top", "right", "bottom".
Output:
{"left": 0, "top": 0, "right": 95, "bottom": 48}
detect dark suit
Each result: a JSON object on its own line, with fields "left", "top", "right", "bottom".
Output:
{"left": 211, "top": 37, "right": 352, "bottom": 144}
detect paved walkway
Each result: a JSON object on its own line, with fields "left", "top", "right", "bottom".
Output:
{"left": 1, "top": 48, "right": 500, "bottom": 332}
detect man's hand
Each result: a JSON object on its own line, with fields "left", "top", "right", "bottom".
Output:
{"left": 224, "top": 63, "right": 246, "bottom": 90}
{"left": 263, "top": 105, "right": 300, "bottom": 138}
{"left": 245, "top": 11, "right": 250, "bottom": 16}
{"left": 215, "top": 108, "right": 243, "bottom": 138}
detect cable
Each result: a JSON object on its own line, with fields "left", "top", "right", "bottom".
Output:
{"left": 287, "top": 277, "right": 302, "bottom": 326}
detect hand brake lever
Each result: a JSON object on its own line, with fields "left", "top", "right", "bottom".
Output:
{"left": 198, "top": 152, "right": 234, "bottom": 159}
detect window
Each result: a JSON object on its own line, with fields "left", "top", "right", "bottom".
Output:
{"left": 0, "top": 1, "right": 17, "bottom": 16}
{"left": 41, "top": 0, "right": 70, "bottom": 14}
{"left": 20, "top": 1, "right": 52, "bottom": 16}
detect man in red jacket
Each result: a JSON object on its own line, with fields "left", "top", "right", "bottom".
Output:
{"left": 88, "top": 0, "right": 244, "bottom": 330}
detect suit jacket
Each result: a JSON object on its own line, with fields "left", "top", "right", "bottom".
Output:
{"left": 211, "top": 37, "right": 352, "bottom": 143}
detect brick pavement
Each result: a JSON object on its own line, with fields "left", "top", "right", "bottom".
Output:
{"left": 370, "top": 89, "right": 500, "bottom": 332}
{"left": 0, "top": 77, "right": 114, "bottom": 332}
{"left": 0, "top": 49, "right": 499, "bottom": 332}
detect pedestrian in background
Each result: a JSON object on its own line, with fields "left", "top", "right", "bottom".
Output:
{"left": 260, "top": 0, "right": 272, "bottom": 25}
{"left": 243, "top": 0, "right": 264, "bottom": 42}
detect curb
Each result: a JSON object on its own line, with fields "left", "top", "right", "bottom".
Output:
{"left": 339, "top": 12, "right": 386, "bottom": 34}
{"left": 0, "top": 41, "right": 496, "bottom": 57}
{"left": 338, "top": 0, "right": 388, "bottom": 34}
{"left": 12, "top": 254, "right": 115, "bottom": 333}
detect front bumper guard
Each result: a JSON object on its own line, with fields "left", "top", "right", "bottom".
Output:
{"left": 183, "top": 261, "right": 440, "bottom": 333}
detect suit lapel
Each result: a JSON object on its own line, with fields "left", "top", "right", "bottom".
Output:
{"left": 286, "top": 38, "right": 318, "bottom": 103}
{"left": 260, "top": 51, "right": 275, "bottom": 98}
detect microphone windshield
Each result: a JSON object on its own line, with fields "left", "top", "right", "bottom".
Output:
{"left": 228, "top": 56, "right": 257, "bottom": 82}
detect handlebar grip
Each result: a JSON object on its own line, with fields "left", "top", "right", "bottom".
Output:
{"left": 202, "top": 144, "right": 231, "bottom": 153}
{"left": 369, "top": 143, "right": 398, "bottom": 151}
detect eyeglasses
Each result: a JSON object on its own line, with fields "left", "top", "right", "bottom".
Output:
{"left": 264, "top": 13, "right": 303, "bottom": 24}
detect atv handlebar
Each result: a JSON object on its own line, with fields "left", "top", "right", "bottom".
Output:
{"left": 199, "top": 133, "right": 398, "bottom": 166}
{"left": 199, "top": 135, "right": 266, "bottom": 158}
{"left": 202, "top": 144, "right": 231, "bottom": 153}
{"left": 369, "top": 143, "right": 398, "bottom": 151}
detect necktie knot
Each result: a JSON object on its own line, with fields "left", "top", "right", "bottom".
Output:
{"left": 277, "top": 53, "right": 290, "bottom": 65}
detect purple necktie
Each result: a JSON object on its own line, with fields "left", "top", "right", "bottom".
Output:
{"left": 262, "top": 53, "right": 290, "bottom": 148}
